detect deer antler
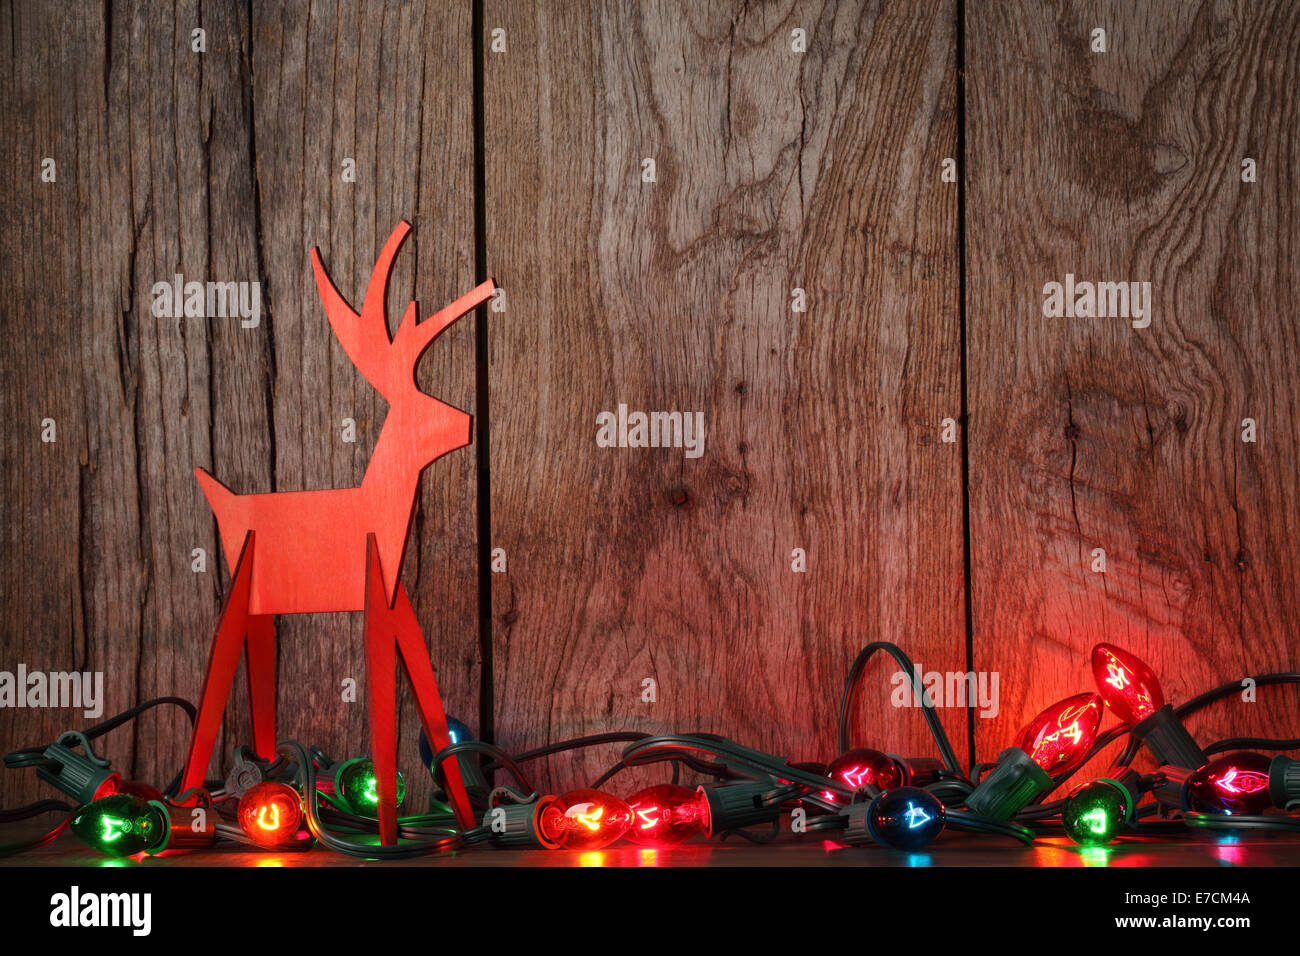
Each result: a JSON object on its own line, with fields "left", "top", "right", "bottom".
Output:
{"left": 311, "top": 221, "right": 411, "bottom": 399}
{"left": 311, "top": 222, "right": 494, "bottom": 398}
{"left": 390, "top": 279, "right": 497, "bottom": 380}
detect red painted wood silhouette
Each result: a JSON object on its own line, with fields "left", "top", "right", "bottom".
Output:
{"left": 180, "top": 221, "right": 493, "bottom": 843}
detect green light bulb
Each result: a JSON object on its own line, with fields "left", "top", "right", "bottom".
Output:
{"left": 70, "top": 794, "right": 166, "bottom": 857}
{"left": 337, "top": 759, "right": 405, "bottom": 816}
{"left": 1061, "top": 779, "right": 1131, "bottom": 846}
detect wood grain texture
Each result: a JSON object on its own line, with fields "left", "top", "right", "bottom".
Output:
{"left": 484, "top": 0, "right": 964, "bottom": 793}
{"left": 5, "top": 0, "right": 1298, "bottom": 817}
{"left": 0, "top": 1, "right": 479, "bottom": 809}
{"left": 966, "top": 0, "right": 1300, "bottom": 769}
{"left": 243, "top": 0, "right": 480, "bottom": 813}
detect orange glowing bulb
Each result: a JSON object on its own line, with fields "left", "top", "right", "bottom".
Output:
{"left": 538, "top": 789, "right": 633, "bottom": 851}
{"left": 236, "top": 782, "right": 303, "bottom": 847}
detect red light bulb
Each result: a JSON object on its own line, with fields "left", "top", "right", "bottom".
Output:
{"left": 1091, "top": 644, "right": 1207, "bottom": 769}
{"left": 82, "top": 773, "right": 122, "bottom": 801}
{"left": 237, "top": 782, "right": 304, "bottom": 847}
{"left": 116, "top": 779, "right": 165, "bottom": 803}
{"left": 1186, "top": 753, "right": 1273, "bottom": 815}
{"left": 1091, "top": 643, "right": 1164, "bottom": 724}
{"left": 624, "top": 784, "right": 710, "bottom": 847}
{"left": 823, "top": 749, "right": 904, "bottom": 802}
{"left": 1014, "top": 692, "right": 1102, "bottom": 774}
{"left": 538, "top": 788, "right": 633, "bottom": 851}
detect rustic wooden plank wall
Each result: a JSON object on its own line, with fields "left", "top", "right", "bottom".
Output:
{"left": 966, "top": 0, "right": 1300, "bottom": 774}
{"left": 483, "top": 0, "right": 963, "bottom": 792}
{"left": 241, "top": 0, "right": 481, "bottom": 811}
{"left": 1, "top": 0, "right": 1296, "bottom": 810}
{"left": 0, "top": 0, "right": 481, "bottom": 807}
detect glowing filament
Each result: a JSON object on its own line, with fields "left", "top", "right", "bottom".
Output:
{"left": 567, "top": 803, "right": 604, "bottom": 831}
{"left": 1081, "top": 807, "right": 1108, "bottom": 835}
{"left": 1214, "top": 768, "right": 1269, "bottom": 795}
{"left": 257, "top": 804, "right": 281, "bottom": 830}
{"left": 1104, "top": 661, "right": 1130, "bottom": 691}
{"left": 904, "top": 803, "right": 932, "bottom": 829}
{"left": 841, "top": 766, "right": 873, "bottom": 788}
{"left": 100, "top": 816, "right": 128, "bottom": 842}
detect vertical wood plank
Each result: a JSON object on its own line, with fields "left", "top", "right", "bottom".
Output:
{"left": 0, "top": 0, "right": 240, "bottom": 803}
{"left": 484, "top": 0, "right": 964, "bottom": 792}
{"left": 0, "top": 1, "right": 111, "bottom": 802}
{"left": 967, "top": 0, "right": 1300, "bottom": 768}
{"left": 0, "top": 1, "right": 476, "bottom": 808}
{"left": 246, "top": 0, "right": 479, "bottom": 812}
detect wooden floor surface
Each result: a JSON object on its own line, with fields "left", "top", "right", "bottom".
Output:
{"left": 7, "top": 824, "right": 1299, "bottom": 868}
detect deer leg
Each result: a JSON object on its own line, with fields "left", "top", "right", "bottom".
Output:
{"left": 244, "top": 613, "right": 277, "bottom": 761}
{"left": 392, "top": 585, "right": 476, "bottom": 829}
{"left": 181, "top": 531, "right": 255, "bottom": 797}
{"left": 363, "top": 534, "right": 401, "bottom": 846}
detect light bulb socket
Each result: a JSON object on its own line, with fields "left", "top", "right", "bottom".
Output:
{"left": 483, "top": 797, "right": 562, "bottom": 850}
{"left": 434, "top": 760, "right": 491, "bottom": 811}
{"left": 420, "top": 722, "right": 486, "bottom": 797}
{"left": 1093, "top": 776, "right": 1137, "bottom": 823}
{"left": 36, "top": 734, "right": 121, "bottom": 804}
{"left": 698, "top": 781, "right": 782, "bottom": 836}
{"left": 1103, "top": 768, "right": 1141, "bottom": 821}
{"left": 146, "top": 800, "right": 216, "bottom": 854}
{"left": 223, "top": 748, "right": 265, "bottom": 799}
{"left": 1269, "top": 755, "right": 1300, "bottom": 811}
{"left": 1132, "top": 704, "right": 1206, "bottom": 769}
{"left": 313, "top": 761, "right": 344, "bottom": 797}
{"left": 965, "top": 747, "right": 1053, "bottom": 821}
{"left": 839, "top": 800, "right": 877, "bottom": 847}
{"left": 1152, "top": 763, "right": 1194, "bottom": 809}
{"left": 893, "top": 755, "right": 944, "bottom": 787}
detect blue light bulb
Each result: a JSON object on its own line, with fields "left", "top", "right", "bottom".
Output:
{"left": 417, "top": 717, "right": 489, "bottom": 809}
{"left": 418, "top": 718, "right": 472, "bottom": 769}
{"left": 866, "top": 786, "right": 946, "bottom": 850}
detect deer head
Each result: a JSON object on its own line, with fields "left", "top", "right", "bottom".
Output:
{"left": 310, "top": 222, "right": 493, "bottom": 478}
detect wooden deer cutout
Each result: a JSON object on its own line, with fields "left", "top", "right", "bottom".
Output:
{"left": 180, "top": 221, "right": 493, "bottom": 843}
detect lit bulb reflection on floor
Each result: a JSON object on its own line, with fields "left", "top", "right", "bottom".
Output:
{"left": 1080, "top": 846, "right": 1111, "bottom": 867}
{"left": 1027, "top": 843, "right": 1077, "bottom": 867}
{"left": 1214, "top": 834, "right": 1244, "bottom": 865}
{"left": 579, "top": 851, "right": 606, "bottom": 867}
{"left": 637, "top": 848, "right": 659, "bottom": 867}
{"left": 905, "top": 853, "right": 933, "bottom": 867}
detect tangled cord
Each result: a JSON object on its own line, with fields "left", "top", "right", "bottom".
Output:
{"left": 2, "top": 644, "right": 1296, "bottom": 858}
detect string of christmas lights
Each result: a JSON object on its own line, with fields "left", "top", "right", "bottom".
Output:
{"left": 2, "top": 642, "right": 1297, "bottom": 860}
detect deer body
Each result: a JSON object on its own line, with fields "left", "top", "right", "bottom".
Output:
{"left": 181, "top": 221, "right": 491, "bottom": 838}
{"left": 196, "top": 401, "right": 469, "bottom": 614}
{"left": 194, "top": 221, "right": 487, "bottom": 613}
